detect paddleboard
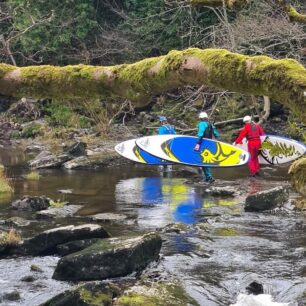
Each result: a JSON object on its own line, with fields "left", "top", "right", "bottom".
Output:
{"left": 236, "top": 135, "right": 306, "bottom": 165}
{"left": 114, "top": 139, "right": 172, "bottom": 165}
{"left": 136, "top": 135, "right": 249, "bottom": 167}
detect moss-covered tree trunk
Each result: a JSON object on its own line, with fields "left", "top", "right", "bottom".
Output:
{"left": 277, "top": 0, "right": 306, "bottom": 24}
{"left": 0, "top": 48, "right": 306, "bottom": 123}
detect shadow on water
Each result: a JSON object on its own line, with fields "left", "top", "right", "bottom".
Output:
{"left": 0, "top": 147, "right": 305, "bottom": 305}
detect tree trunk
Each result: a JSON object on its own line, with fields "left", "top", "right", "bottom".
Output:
{"left": 0, "top": 48, "right": 306, "bottom": 123}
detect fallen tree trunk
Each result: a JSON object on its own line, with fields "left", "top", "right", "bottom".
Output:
{"left": 0, "top": 48, "right": 306, "bottom": 123}
{"left": 277, "top": 0, "right": 306, "bottom": 24}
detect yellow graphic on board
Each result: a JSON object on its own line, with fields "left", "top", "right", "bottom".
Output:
{"left": 200, "top": 143, "right": 242, "bottom": 166}
{"left": 133, "top": 146, "right": 146, "bottom": 163}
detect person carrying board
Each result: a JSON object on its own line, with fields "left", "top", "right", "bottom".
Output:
{"left": 157, "top": 116, "right": 176, "bottom": 171}
{"left": 194, "top": 112, "right": 220, "bottom": 183}
{"left": 233, "top": 115, "right": 265, "bottom": 177}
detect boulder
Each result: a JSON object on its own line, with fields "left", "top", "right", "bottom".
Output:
{"left": 245, "top": 186, "right": 289, "bottom": 212}
{"left": 63, "top": 142, "right": 87, "bottom": 157}
{"left": 56, "top": 238, "right": 101, "bottom": 256}
{"left": 28, "top": 153, "right": 72, "bottom": 169}
{"left": 41, "top": 281, "right": 121, "bottom": 306}
{"left": 53, "top": 232, "right": 162, "bottom": 281}
{"left": 11, "top": 196, "right": 51, "bottom": 211}
{"left": 15, "top": 224, "right": 110, "bottom": 256}
{"left": 200, "top": 186, "right": 236, "bottom": 197}
{"left": 2, "top": 217, "right": 30, "bottom": 227}
{"left": 90, "top": 213, "right": 127, "bottom": 223}
{"left": 63, "top": 156, "right": 91, "bottom": 170}
{"left": 36, "top": 205, "right": 82, "bottom": 219}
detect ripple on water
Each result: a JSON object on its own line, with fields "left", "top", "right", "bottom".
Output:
{"left": 0, "top": 256, "right": 71, "bottom": 306}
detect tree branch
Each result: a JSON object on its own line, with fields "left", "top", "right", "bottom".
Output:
{"left": 0, "top": 48, "right": 306, "bottom": 123}
{"left": 190, "top": 0, "right": 249, "bottom": 9}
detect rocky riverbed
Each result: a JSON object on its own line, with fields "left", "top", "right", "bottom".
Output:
{"left": 0, "top": 145, "right": 305, "bottom": 306}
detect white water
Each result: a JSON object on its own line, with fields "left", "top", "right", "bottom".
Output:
{"left": 230, "top": 294, "right": 294, "bottom": 306}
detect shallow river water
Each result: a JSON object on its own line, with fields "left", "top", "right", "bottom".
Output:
{"left": 0, "top": 147, "right": 305, "bottom": 306}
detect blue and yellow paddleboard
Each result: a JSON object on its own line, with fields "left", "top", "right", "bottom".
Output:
{"left": 115, "top": 139, "right": 172, "bottom": 165}
{"left": 136, "top": 135, "right": 249, "bottom": 167}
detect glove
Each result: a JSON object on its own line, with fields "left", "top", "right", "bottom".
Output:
{"left": 194, "top": 144, "right": 200, "bottom": 151}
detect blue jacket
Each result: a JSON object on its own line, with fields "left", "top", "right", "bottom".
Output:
{"left": 197, "top": 121, "right": 220, "bottom": 138}
{"left": 158, "top": 124, "right": 176, "bottom": 135}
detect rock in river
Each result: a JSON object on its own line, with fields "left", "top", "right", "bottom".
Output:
{"left": 11, "top": 196, "right": 51, "bottom": 211}
{"left": 36, "top": 204, "right": 82, "bottom": 219}
{"left": 53, "top": 232, "right": 162, "bottom": 281}
{"left": 41, "top": 281, "right": 121, "bottom": 306}
{"left": 245, "top": 186, "right": 289, "bottom": 212}
{"left": 16, "top": 224, "right": 110, "bottom": 256}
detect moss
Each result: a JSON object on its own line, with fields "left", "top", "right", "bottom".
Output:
{"left": 0, "top": 63, "right": 16, "bottom": 79}
{"left": 287, "top": 5, "right": 306, "bottom": 24}
{"left": 49, "top": 199, "right": 68, "bottom": 208}
{"left": 79, "top": 288, "right": 112, "bottom": 306}
{"left": 214, "top": 227, "right": 238, "bottom": 236}
{"left": 117, "top": 282, "right": 199, "bottom": 306}
{"left": 0, "top": 169, "right": 13, "bottom": 194}
{"left": 288, "top": 157, "right": 306, "bottom": 197}
{"left": 21, "top": 123, "right": 43, "bottom": 138}
{"left": 25, "top": 171, "right": 40, "bottom": 181}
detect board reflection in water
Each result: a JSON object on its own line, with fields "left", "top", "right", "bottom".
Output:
{"left": 115, "top": 177, "right": 205, "bottom": 226}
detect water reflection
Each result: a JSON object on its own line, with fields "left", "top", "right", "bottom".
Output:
{"left": 116, "top": 177, "right": 205, "bottom": 226}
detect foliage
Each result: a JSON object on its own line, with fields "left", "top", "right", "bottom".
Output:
{"left": 21, "top": 123, "right": 43, "bottom": 138}
{"left": 0, "top": 229, "right": 21, "bottom": 246}
{"left": 25, "top": 171, "right": 40, "bottom": 181}
{"left": 286, "top": 120, "right": 306, "bottom": 142}
{"left": 0, "top": 166, "right": 14, "bottom": 194}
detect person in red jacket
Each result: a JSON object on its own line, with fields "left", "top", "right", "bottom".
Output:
{"left": 234, "top": 115, "right": 265, "bottom": 177}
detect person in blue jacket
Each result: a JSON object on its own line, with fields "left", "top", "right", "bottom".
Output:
{"left": 194, "top": 111, "right": 220, "bottom": 183}
{"left": 158, "top": 116, "right": 176, "bottom": 135}
{"left": 157, "top": 116, "right": 176, "bottom": 171}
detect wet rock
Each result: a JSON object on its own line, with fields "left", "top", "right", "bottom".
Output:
{"left": 2, "top": 290, "right": 21, "bottom": 301}
{"left": 24, "top": 144, "right": 46, "bottom": 153}
{"left": 117, "top": 281, "right": 198, "bottom": 306}
{"left": 53, "top": 232, "right": 162, "bottom": 281}
{"left": 11, "top": 196, "right": 51, "bottom": 211}
{"left": 56, "top": 238, "right": 101, "bottom": 256}
{"left": 41, "top": 281, "right": 121, "bottom": 306}
{"left": 63, "top": 156, "right": 91, "bottom": 170}
{"left": 3, "top": 216, "right": 30, "bottom": 227}
{"left": 21, "top": 275, "right": 36, "bottom": 282}
{"left": 245, "top": 186, "right": 289, "bottom": 212}
{"left": 36, "top": 205, "right": 82, "bottom": 219}
{"left": 90, "top": 213, "right": 128, "bottom": 223}
{"left": 28, "top": 152, "right": 71, "bottom": 169}
{"left": 246, "top": 281, "right": 264, "bottom": 295}
{"left": 57, "top": 189, "right": 73, "bottom": 194}
{"left": 200, "top": 186, "right": 236, "bottom": 197}
{"left": 161, "top": 223, "right": 190, "bottom": 234}
{"left": 15, "top": 224, "right": 110, "bottom": 256}
{"left": 176, "top": 166, "right": 200, "bottom": 177}
{"left": 31, "top": 264, "right": 43, "bottom": 273}
{"left": 63, "top": 142, "right": 87, "bottom": 157}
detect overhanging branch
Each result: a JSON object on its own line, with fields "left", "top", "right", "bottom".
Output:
{"left": 0, "top": 48, "right": 306, "bottom": 123}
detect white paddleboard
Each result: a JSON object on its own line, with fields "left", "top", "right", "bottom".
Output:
{"left": 114, "top": 139, "right": 171, "bottom": 165}
{"left": 136, "top": 135, "right": 249, "bottom": 167}
{"left": 236, "top": 135, "right": 306, "bottom": 165}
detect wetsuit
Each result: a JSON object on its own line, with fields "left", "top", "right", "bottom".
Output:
{"left": 234, "top": 122, "right": 265, "bottom": 176}
{"left": 197, "top": 120, "right": 220, "bottom": 181}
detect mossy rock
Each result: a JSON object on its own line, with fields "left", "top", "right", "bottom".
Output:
{"left": 289, "top": 157, "right": 306, "bottom": 197}
{"left": 117, "top": 282, "right": 199, "bottom": 306}
{"left": 41, "top": 281, "right": 121, "bottom": 306}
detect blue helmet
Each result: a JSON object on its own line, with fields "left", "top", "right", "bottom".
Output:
{"left": 159, "top": 116, "right": 167, "bottom": 122}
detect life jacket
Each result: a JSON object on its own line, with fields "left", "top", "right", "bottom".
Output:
{"left": 163, "top": 124, "right": 175, "bottom": 134}
{"left": 203, "top": 123, "right": 213, "bottom": 139}
{"left": 247, "top": 123, "right": 260, "bottom": 140}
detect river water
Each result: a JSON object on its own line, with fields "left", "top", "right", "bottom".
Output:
{"left": 0, "top": 147, "right": 305, "bottom": 306}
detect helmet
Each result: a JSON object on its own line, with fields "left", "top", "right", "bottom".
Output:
{"left": 199, "top": 112, "right": 208, "bottom": 119}
{"left": 159, "top": 116, "right": 167, "bottom": 122}
{"left": 243, "top": 115, "right": 252, "bottom": 123}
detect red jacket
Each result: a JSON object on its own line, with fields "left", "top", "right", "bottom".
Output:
{"left": 234, "top": 122, "right": 265, "bottom": 144}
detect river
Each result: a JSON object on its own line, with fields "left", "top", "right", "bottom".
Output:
{"left": 0, "top": 147, "right": 305, "bottom": 306}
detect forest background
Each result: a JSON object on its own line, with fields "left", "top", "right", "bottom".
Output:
{"left": 0, "top": 0, "right": 305, "bottom": 143}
